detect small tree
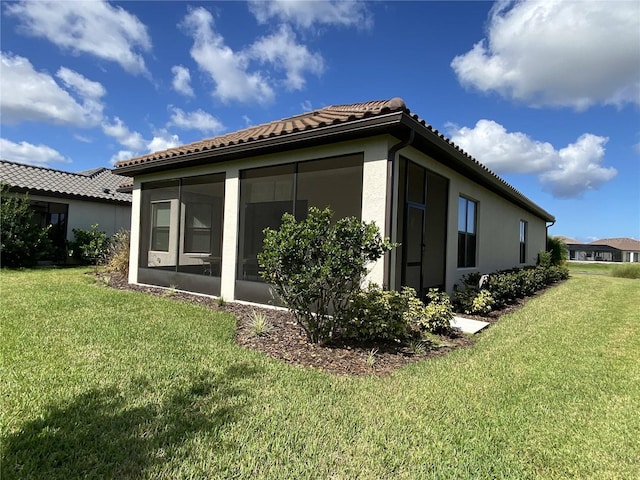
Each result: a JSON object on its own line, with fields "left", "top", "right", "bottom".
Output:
{"left": 547, "top": 236, "right": 568, "bottom": 265}
{"left": 0, "top": 184, "right": 51, "bottom": 268}
{"left": 258, "top": 207, "right": 395, "bottom": 344}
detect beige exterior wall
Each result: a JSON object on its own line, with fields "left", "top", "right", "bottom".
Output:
{"left": 26, "top": 193, "right": 131, "bottom": 241}
{"left": 127, "top": 136, "right": 395, "bottom": 297}
{"left": 398, "top": 146, "right": 548, "bottom": 292}
{"left": 128, "top": 134, "right": 550, "bottom": 299}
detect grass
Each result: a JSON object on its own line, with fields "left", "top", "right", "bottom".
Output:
{"left": 568, "top": 261, "right": 640, "bottom": 278}
{"left": 1, "top": 268, "right": 639, "bottom": 479}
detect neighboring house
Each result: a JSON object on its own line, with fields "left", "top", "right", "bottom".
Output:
{"left": 567, "top": 238, "right": 640, "bottom": 262}
{"left": 114, "top": 98, "right": 554, "bottom": 304}
{"left": 1, "top": 160, "right": 132, "bottom": 260}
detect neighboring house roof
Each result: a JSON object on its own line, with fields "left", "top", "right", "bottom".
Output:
{"left": 0, "top": 160, "right": 132, "bottom": 204}
{"left": 114, "top": 97, "right": 554, "bottom": 222}
{"left": 555, "top": 235, "right": 580, "bottom": 244}
{"left": 589, "top": 237, "right": 640, "bottom": 251}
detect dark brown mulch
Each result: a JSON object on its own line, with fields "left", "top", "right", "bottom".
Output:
{"left": 101, "top": 273, "right": 550, "bottom": 376}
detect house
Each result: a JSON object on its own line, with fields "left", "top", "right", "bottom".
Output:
{"left": 114, "top": 98, "right": 554, "bottom": 304}
{"left": 0, "top": 160, "right": 132, "bottom": 261}
{"left": 567, "top": 238, "right": 640, "bottom": 262}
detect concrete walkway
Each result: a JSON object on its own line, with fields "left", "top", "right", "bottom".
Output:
{"left": 451, "top": 316, "right": 490, "bottom": 334}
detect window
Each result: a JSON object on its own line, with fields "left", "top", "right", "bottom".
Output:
{"left": 457, "top": 196, "right": 477, "bottom": 268}
{"left": 237, "top": 155, "right": 363, "bottom": 284}
{"left": 184, "top": 203, "right": 213, "bottom": 253}
{"left": 139, "top": 175, "right": 224, "bottom": 295}
{"left": 29, "top": 200, "right": 68, "bottom": 261}
{"left": 151, "top": 201, "right": 171, "bottom": 251}
{"left": 519, "top": 220, "right": 528, "bottom": 263}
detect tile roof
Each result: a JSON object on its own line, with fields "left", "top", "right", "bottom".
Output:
{"left": 113, "top": 97, "right": 553, "bottom": 221}
{"left": 556, "top": 235, "right": 581, "bottom": 244}
{"left": 589, "top": 237, "right": 640, "bottom": 251}
{"left": 0, "top": 160, "right": 132, "bottom": 203}
{"left": 115, "top": 98, "right": 407, "bottom": 169}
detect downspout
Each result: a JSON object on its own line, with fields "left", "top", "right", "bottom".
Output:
{"left": 384, "top": 129, "right": 415, "bottom": 289}
{"left": 545, "top": 220, "right": 556, "bottom": 252}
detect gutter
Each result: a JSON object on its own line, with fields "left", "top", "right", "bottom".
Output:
{"left": 545, "top": 220, "right": 556, "bottom": 251}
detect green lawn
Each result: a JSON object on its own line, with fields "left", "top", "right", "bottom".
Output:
{"left": 1, "top": 268, "right": 639, "bottom": 479}
{"left": 567, "top": 261, "right": 640, "bottom": 278}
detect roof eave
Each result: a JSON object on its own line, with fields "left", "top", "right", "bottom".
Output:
{"left": 114, "top": 109, "right": 554, "bottom": 223}
{"left": 5, "top": 185, "right": 131, "bottom": 205}
{"left": 114, "top": 111, "right": 405, "bottom": 176}
{"left": 400, "top": 115, "right": 555, "bottom": 222}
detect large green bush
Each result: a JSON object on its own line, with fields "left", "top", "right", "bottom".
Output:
{"left": 547, "top": 236, "right": 568, "bottom": 265}
{"left": 70, "top": 224, "right": 111, "bottom": 272}
{"left": 258, "top": 207, "right": 395, "bottom": 344}
{"left": 0, "top": 184, "right": 51, "bottom": 268}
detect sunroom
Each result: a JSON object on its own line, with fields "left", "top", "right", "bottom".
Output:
{"left": 115, "top": 98, "right": 554, "bottom": 305}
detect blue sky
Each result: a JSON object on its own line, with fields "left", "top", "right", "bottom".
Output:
{"left": 1, "top": 0, "right": 639, "bottom": 241}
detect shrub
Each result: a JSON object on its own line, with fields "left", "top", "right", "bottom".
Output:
{"left": 611, "top": 264, "right": 640, "bottom": 279}
{"left": 0, "top": 184, "right": 51, "bottom": 267}
{"left": 452, "top": 287, "right": 477, "bottom": 314}
{"left": 538, "top": 250, "right": 552, "bottom": 268}
{"left": 105, "top": 230, "right": 130, "bottom": 278}
{"left": 249, "top": 310, "right": 273, "bottom": 337}
{"left": 468, "top": 289, "right": 495, "bottom": 315}
{"left": 419, "top": 289, "right": 453, "bottom": 334}
{"left": 547, "top": 236, "right": 568, "bottom": 265}
{"left": 342, "top": 285, "right": 419, "bottom": 343}
{"left": 71, "top": 224, "right": 111, "bottom": 271}
{"left": 258, "top": 207, "right": 395, "bottom": 344}
{"left": 454, "top": 263, "right": 569, "bottom": 315}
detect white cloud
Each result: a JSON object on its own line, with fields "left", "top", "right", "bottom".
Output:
{"left": 181, "top": 7, "right": 274, "bottom": 104}
{"left": 147, "top": 129, "right": 181, "bottom": 152}
{"left": 300, "top": 100, "right": 313, "bottom": 112}
{"left": 102, "top": 117, "right": 146, "bottom": 151}
{"left": 102, "top": 117, "right": 181, "bottom": 161}
{"left": 248, "top": 0, "right": 373, "bottom": 30}
{"left": 55, "top": 67, "right": 105, "bottom": 124}
{"left": 6, "top": 0, "right": 151, "bottom": 74}
{"left": 74, "top": 134, "right": 92, "bottom": 144}
{"left": 0, "top": 138, "right": 70, "bottom": 166}
{"left": 451, "top": 0, "right": 640, "bottom": 109}
{"left": 448, "top": 119, "right": 617, "bottom": 198}
{"left": 0, "top": 52, "right": 105, "bottom": 126}
{"left": 539, "top": 134, "right": 617, "bottom": 198}
{"left": 168, "top": 107, "right": 225, "bottom": 134}
{"left": 248, "top": 25, "right": 324, "bottom": 90}
{"left": 171, "top": 65, "right": 194, "bottom": 97}
{"left": 109, "top": 150, "right": 135, "bottom": 166}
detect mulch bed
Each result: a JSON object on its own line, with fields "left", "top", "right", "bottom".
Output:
{"left": 102, "top": 273, "right": 547, "bottom": 376}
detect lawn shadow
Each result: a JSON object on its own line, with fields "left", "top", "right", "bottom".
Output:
{"left": 2, "top": 362, "right": 259, "bottom": 479}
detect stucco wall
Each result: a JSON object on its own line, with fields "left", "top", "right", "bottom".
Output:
{"left": 128, "top": 134, "right": 551, "bottom": 299}
{"left": 128, "top": 137, "right": 395, "bottom": 296}
{"left": 26, "top": 194, "right": 131, "bottom": 240}
{"left": 398, "top": 146, "right": 548, "bottom": 292}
